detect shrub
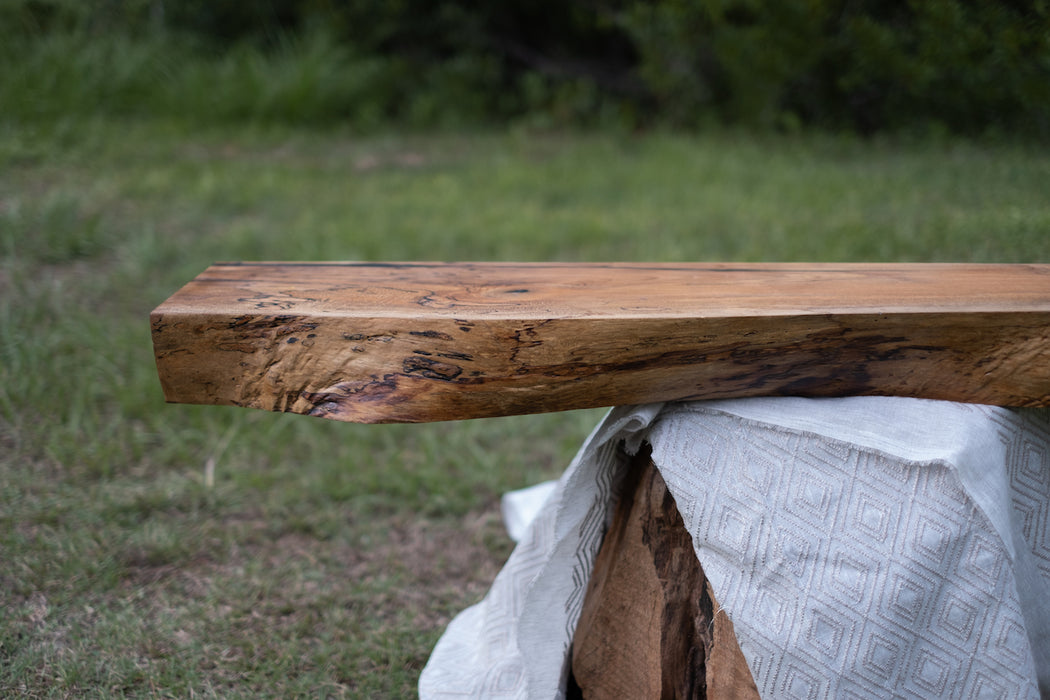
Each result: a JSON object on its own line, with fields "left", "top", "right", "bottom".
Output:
{"left": 1, "top": 0, "right": 1047, "bottom": 135}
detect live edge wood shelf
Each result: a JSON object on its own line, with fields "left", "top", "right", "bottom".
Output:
{"left": 151, "top": 262, "right": 1050, "bottom": 423}
{"left": 153, "top": 262, "right": 1050, "bottom": 698}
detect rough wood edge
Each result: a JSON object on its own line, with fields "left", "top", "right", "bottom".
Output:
{"left": 570, "top": 447, "right": 759, "bottom": 699}
{"left": 151, "top": 263, "right": 1050, "bottom": 422}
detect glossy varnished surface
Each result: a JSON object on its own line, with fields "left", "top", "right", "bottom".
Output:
{"left": 151, "top": 263, "right": 1050, "bottom": 422}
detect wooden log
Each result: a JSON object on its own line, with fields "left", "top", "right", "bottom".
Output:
{"left": 569, "top": 448, "right": 759, "bottom": 699}
{"left": 151, "top": 262, "right": 1050, "bottom": 423}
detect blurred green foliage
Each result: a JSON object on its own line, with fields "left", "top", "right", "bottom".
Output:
{"left": 617, "top": 0, "right": 1050, "bottom": 135}
{"left": 2, "top": 0, "right": 1048, "bottom": 134}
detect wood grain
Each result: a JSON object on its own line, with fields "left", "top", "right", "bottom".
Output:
{"left": 151, "top": 262, "right": 1050, "bottom": 423}
{"left": 570, "top": 449, "right": 759, "bottom": 699}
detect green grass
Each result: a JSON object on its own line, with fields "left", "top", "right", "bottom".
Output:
{"left": 0, "top": 30, "right": 487, "bottom": 130}
{"left": 2, "top": 118, "right": 1050, "bottom": 697}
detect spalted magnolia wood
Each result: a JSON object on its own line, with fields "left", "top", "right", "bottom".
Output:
{"left": 151, "top": 262, "right": 1050, "bottom": 423}
{"left": 570, "top": 449, "right": 758, "bottom": 699}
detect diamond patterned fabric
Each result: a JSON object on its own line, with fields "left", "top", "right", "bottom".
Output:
{"left": 420, "top": 398, "right": 1050, "bottom": 698}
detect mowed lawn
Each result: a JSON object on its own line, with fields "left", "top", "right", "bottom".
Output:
{"left": 2, "top": 120, "right": 1049, "bottom": 698}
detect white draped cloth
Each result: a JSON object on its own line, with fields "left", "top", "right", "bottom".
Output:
{"left": 420, "top": 398, "right": 1050, "bottom": 699}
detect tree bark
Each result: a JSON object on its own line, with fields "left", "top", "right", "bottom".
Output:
{"left": 570, "top": 447, "right": 759, "bottom": 699}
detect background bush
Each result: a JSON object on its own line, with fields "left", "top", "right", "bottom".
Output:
{"left": 2, "top": 0, "right": 1048, "bottom": 134}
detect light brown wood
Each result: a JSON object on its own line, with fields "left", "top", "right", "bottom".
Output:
{"left": 151, "top": 262, "right": 1050, "bottom": 423}
{"left": 570, "top": 449, "right": 759, "bottom": 699}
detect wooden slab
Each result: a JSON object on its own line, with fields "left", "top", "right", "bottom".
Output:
{"left": 151, "top": 262, "right": 1050, "bottom": 423}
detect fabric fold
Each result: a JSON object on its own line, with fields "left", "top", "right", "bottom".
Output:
{"left": 420, "top": 404, "right": 662, "bottom": 699}
{"left": 421, "top": 398, "right": 1050, "bottom": 699}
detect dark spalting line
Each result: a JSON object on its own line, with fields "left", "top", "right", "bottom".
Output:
{"left": 507, "top": 321, "right": 554, "bottom": 366}
{"left": 717, "top": 336, "right": 967, "bottom": 394}
{"left": 751, "top": 363, "right": 878, "bottom": 397}
{"left": 437, "top": 351, "right": 474, "bottom": 362}
{"left": 155, "top": 347, "right": 191, "bottom": 357}
{"left": 510, "top": 347, "right": 712, "bottom": 379}
{"left": 415, "top": 293, "right": 442, "bottom": 307}
{"left": 342, "top": 332, "right": 396, "bottom": 342}
{"left": 402, "top": 356, "right": 463, "bottom": 380}
{"left": 302, "top": 372, "right": 493, "bottom": 421}
{"left": 302, "top": 365, "right": 496, "bottom": 416}
{"left": 491, "top": 326, "right": 994, "bottom": 388}
{"left": 302, "top": 375, "right": 401, "bottom": 411}
{"left": 411, "top": 350, "right": 470, "bottom": 360}
{"left": 511, "top": 332, "right": 901, "bottom": 381}
{"left": 226, "top": 314, "right": 309, "bottom": 328}
{"left": 409, "top": 329, "right": 455, "bottom": 341}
